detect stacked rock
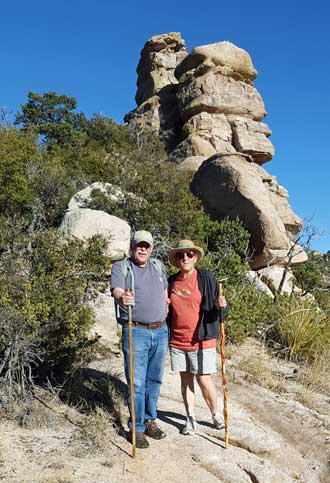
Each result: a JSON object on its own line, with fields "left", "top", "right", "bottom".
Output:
{"left": 172, "top": 41, "right": 274, "bottom": 167}
{"left": 124, "top": 32, "right": 188, "bottom": 151}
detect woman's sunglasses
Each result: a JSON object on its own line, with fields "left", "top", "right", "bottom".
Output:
{"left": 176, "top": 251, "right": 196, "bottom": 260}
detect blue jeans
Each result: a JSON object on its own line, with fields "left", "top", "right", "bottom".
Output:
{"left": 122, "top": 323, "right": 168, "bottom": 432}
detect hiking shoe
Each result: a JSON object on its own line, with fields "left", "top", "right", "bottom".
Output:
{"left": 128, "top": 431, "right": 150, "bottom": 448}
{"left": 180, "top": 415, "right": 196, "bottom": 435}
{"left": 212, "top": 412, "right": 225, "bottom": 430}
{"left": 145, "top": 420, "right": 166, "bottom": 439}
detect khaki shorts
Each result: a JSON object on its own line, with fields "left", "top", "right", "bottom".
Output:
{"left": 170, "top": 346, "right": 217, "bottom": 374}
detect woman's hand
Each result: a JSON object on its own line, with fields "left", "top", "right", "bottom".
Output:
{"left": 216, "top": 295, "right": 227, "bottom": 310}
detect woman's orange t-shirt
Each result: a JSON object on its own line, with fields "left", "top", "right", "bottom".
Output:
{"left": 169, "top": 269, "right": 216, "bottom": 350}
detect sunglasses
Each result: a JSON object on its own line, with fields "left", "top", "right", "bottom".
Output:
{"left": 176, "top": 251, "right": 197, "bottom": 260}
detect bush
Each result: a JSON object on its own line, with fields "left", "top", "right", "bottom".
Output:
{"left": 200, "top": 217, "right": 251, "bottom": 284}
{"left": 223, "top": 282, "right": 276, "bottom": 343}
{"left": 293, "top": 251, "right": 330, "bottom": 313}
{"left": 293, "top": 252, "right": 324, "bottom": 293}
{"left": 0, "top": 223, "right": 110, "bottom": 395}
{"left": 0, "top": 127, "right": 38, "bottom": 219}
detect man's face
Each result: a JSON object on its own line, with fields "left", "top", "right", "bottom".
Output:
{"left": 131, "top": 241, "right": 152, "bottom": 267}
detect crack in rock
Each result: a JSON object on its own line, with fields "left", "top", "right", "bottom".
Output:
{"left": 241, "top": 467, "right": 260, "bottom": 483}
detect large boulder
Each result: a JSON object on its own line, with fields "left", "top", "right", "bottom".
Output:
{"left": 228, "top": 115, "right": 274, "bottom": 164}
{"left": 60, "top": 208, "right": 130, "bottom": 261}
{"left": 175, "top": 41, "right": 258, "bottom": 83}
{"left": 257, "top": 266, "right": 296, "bottom": 295}
{"left": 172, "top": 40, "right": 273, "bottom": 166}
{"left": 169, "top": 112, "right": 236, "bottom": 163}
{"left": 245, "top": 270, "right": 275, "bottom": 298}
{"left": 191, "top": 154, "right": 307, "bottom": 269}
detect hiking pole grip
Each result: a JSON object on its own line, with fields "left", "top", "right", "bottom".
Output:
{"left": 127, "top": 289, "right": 136, "bottom": 458}
{"left": 218, "top": 283, "right": 229, "bottom": 448}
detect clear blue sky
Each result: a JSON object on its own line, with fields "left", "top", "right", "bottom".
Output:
{"left": 2, "top": 1, "right": 329, "bottom": 252}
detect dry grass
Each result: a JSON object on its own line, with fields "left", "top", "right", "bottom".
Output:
{"left": 293, "top": 386, "right": 321, "bottom": 409}
{"left": 70, "top": 406, "right": 116, "bottom": 457}
{"left": 297, "top": 350, "right": 330, "bottom": 395}
{"left": 232, "top": 339, "right": 287, "bottom": 393}
{"left": 277, "top": 300, "right": 329, "bottom": 361}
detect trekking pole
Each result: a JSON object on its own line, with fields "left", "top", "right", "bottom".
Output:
{"left": 127, "top": 288, "right": 136, "bottom": 459}
{"left": 218, "top": 283, "right": 229, "bottom": 448}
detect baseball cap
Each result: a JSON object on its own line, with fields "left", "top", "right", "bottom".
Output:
{"left": 132, "top": 230, "right": 153, "bottom": 247}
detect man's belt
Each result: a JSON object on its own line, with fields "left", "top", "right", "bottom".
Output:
{"left": 123, "top": 320, "right": 166, "bottom": 329}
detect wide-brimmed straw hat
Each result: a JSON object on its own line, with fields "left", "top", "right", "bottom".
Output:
{"left": 169, "top": 239, "right": 204, "bottom": 268}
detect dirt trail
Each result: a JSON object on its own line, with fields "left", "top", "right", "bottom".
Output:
{"left": 0, "top": 343, "right": 329, "bottom": 483}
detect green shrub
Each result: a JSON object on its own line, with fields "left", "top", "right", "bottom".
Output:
{"left": 293, "top": 253, "right": 324, "bottom": 293}
{"left": 0, "top": 127, "right": 39, "bottom": 219}
{"left": 199, "top": 217, "right": 250, "bottom": 284}
{"left": 223, "top": 283, "right": 276, "bottom": 343}
{"left": 0, "top": 223, "right": 110, "bottom": 394}
{"left": 293, "top": 251, "right": 330, "bottom": 313}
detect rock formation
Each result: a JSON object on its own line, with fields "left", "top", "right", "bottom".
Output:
{"left": 124, "top": 32, "right": 188, "bottom": 151}
{"left": 191, "top": 153, "right": 306, "bottom": 269}
{"left": 125, "top": 33, "right": 306, "bottom": 269}
{"left": 126, "top": 36, "right": 274, "bottom": 165}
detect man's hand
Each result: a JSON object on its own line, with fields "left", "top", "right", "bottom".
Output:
{"left": 122, "top": 290, "right": 134, "bottom": 307}
{"left": 113, "top": 287, "right": 134, "bottom": 307}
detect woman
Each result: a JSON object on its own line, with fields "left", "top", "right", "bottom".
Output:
{"left": 167, "top": 240, "right": 228, "bottom": 435}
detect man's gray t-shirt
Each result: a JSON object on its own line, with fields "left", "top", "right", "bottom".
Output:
{"left": 110, "top": 258, "right": 168, "bottom": 323}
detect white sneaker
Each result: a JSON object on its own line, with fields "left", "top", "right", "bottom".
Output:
{"left": 212, "top": 412, "right": 224, "bottom": 430}
{"left": 180, "top": 415, "right": 197, "bottom": 435}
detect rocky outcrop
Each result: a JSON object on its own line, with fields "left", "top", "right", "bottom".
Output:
{"left": 125, "top": 35, "right": 274, "bottom": 166}
{"left": 173, "top": 41, "right": 274, "bottom": 166}
{"left": 125, "top": 32, "right": 188, "bottom": 151}
{"left": 135, "top": 32, "right": 187, "bottom": 105}
{"left": 245, "top": 270, "right": 275, "bottom": 298}
{"left": 191, "top": 154, "right": 307, "bottom": 269}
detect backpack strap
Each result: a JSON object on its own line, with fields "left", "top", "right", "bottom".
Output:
{"left": 114, "top": 259, "right": 135, "bottom": 321}
{"left": 150, "top": 258, "right": 164, "bottom": 276}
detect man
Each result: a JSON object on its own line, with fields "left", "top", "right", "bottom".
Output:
{"left": 110, "top": 230, "right": 168, "bottom": 449}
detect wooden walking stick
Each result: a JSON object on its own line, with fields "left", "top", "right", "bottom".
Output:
{"left": 127, "top": 289, "right": 136, "bottom": 458}
{"left": 218, "top": 283, "right": 229, "bottom": 448}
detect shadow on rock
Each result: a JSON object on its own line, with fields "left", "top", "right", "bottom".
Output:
{"left": 59, "top": 367, "right": 127, "bottom": 429}
{"left": 157, "top": 409, "right": 186, "bottom": 430}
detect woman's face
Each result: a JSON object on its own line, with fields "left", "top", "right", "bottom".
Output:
{"left": 176, "top": 250, "right": 198, "bottom": 272}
